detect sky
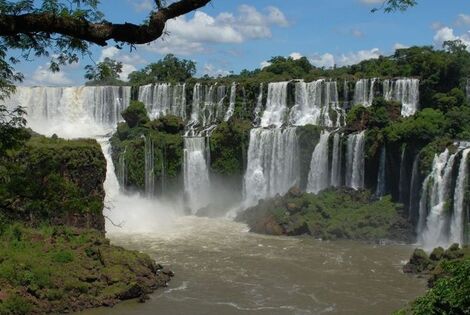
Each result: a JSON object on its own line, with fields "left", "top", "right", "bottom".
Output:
{"left": 12, "top": 0, "right": 470, "bottom": 86}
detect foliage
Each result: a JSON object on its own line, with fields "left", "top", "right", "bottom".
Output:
{"left": 210, "top": 119, "right": 252, "bottom": 176}
{"left": 128, "top": 54, "right": 196, "bottom": 85}
{"left": 0, "top": 106, "right": 29, "bottom": 155}
{"left": 398, "top": 245, "right": 470, "bottom": 315}
{"left": 238, "top": 188, "right": 412, "bottom": 242}
{"left": 121, "top": 101, "right": 149, "bottom": 128}
{"left": 84, "top": 57, "right": 124, "bottom": 85}
{"left": 0, "top": 135, "right": 106, "bottom": 228}
{"left": 0, "top": 224, "right": 170, "bottom": 314}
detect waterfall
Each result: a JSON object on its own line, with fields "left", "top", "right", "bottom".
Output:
{"left": 330, "top": 133, "right": 342, "bottom": 187}
{"left": 409, "top": 154, "right": 421, "bottom": 222}
{"left": 117, "top": 147, "right": 127, "bottom": 188}
{"left": 345, "top": 131, "right": 365, "bottom": 189}
{"left": 398, "top": 146, "right": 407, "bottom": 203}
{"left": 375, "top": 147, "right": 387, "bottom": 198}
{"left": 138, "top": 83, "right": 171, "bottom": 118}
{"left": 418, "top": 149, "right": 456, "bottom": 248}
{"left": 450, "top": 148, "right": 470, "bottom": 244}
{"left": 343, "top": 80, "right": 350, "bottom": 109}
{"left": 243, "top": 128, "right": 299, "bottom": 206}
{"left": 383, "top": 78, "right": 419, "bottom": 117}
{"left": 215, "top": 85, "right": 227, "bottom": 121}
{"left": 143, "top": 135, "right": 155, "bottom": 197}
{"left": 191, "top": 83, "right": 202, "bottom": 123}
{"left": 253, "top": 83, "right": 264, "bottom": 126}
{"left": 290, "top": 80, "right": 341, "bottom": 127}
{"left": 307, "top": 131, "right": 331, "bottom": 194}
{"left": 4, "top": 86, "right": 131, "bottom": 138}
{"left": 224, "top": 82, "right": 237, "bottom": 121}
{"left": 260, "top": 82, "right": 289, "bottom": 128}
{"left": 353, "top": 79, "right": 376, "bottom": 107}
{"left": 184, "top": 137, "right": 211, "bottom": 212}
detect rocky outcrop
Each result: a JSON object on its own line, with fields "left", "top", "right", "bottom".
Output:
{"left": 237, "top": 187, "right": 413, "bottom": 242}
{"left": 1, "top": 135, "right": 106, "bottom": 231}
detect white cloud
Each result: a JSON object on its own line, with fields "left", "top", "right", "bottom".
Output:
{"left": 337, "top": 48, "right": 382, "bottom": 65}
{"left": 289, "top": 52, "right": 303, "bottom": 60}
{"left": 260, "top": 60, "right": 272, "bottom": 69}
{"left": 456, "top": 14, "right": 470, "bottom": 26}
{"left": 309, "top": 48, "right": 382, "bottom": 68}
{"left": 202, "top": 64, "right": 230, "bottom": 77}
{"left": 30, "top": 65, "right": 73, "bottom": 86}
{"left": 143, "top": 5, "right": 289, "bottom": 55}
{"left": 433, "top": 26, "right": 470, "bottom": 49}
{"left": 394, "top": 42, "right": 409, "bottom": 50}
{"left": 309, "top": 53, "right": 335, "bottom": 68}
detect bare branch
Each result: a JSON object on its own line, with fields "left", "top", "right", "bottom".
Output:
{"left": 0, "top": 0, "right": 211, "bottom": 46}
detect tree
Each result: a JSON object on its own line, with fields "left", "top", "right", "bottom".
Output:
{"left": 0, "top": 0, "right": 211, "bottom": 98}
{"left": 84, "top": 57, "right": 123, "bottom": 83}
{"left": 128, "top": 54, "right": 196, "bottom": 85}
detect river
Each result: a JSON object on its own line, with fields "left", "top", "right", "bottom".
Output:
{"left": 79, "top": 216, "right": 425, "bottom": 315}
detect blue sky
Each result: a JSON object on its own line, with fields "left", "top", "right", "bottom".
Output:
{"left": 14, "top": 0, "right": 470, "bottom": 86}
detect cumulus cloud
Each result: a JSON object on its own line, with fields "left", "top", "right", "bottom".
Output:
{"left": 29, "top": 65, "right": 74, "bottom": 86}
{"left": 260, "top": 60, "right": 272, "bottom": 69}
{"left": 289, "top": 52, "right": 303, "bottom": 60}
{"left": 309, "top": 48, "right": 382, "bottom": 68}
{"left": 144, "top": 5, "right": 289, "bottom": 55}
{"left": 433, "top": 26, "right": 470, "bottom": 49}
{"left": 394, "top": 42, "right": 409, "bottom": 50}
{"left": 309, "top": 53, "right": 336, "bottom": 68}
{"left": 202, "top": 64, "right": 231, "bottom": 77}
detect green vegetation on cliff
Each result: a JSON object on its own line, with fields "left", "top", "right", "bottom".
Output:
{"left": 237, "top": 187, "right": 412, "bottom": 242}
{"left": 0, "top": 224, "right": 172, "bottom": 315}
{"left": 397, "top": 245, "right": 470, "bottom": 315}
{"left": 110, "top": 101, "right": 185, "bottom": 193}
{"left": 1, "top": 134, "right": 106, "bottom": 230}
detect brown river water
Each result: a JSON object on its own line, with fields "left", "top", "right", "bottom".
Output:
{"left": 78, "top": 216, "right": 426, "bottom": 315}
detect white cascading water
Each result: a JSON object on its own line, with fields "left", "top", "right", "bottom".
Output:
{"left": 345, "top": 131, "right": 366, "bottom": 189}
{"left": 143, "top": 135, "right": 155, "bottom": 197}
{"left": 243, "top": 128, "right": 299, "bottom": 207}
{"left": 6, "top": 86, "right": 130, "bottom": 137}
{"left": 418, "top": 149, "right": 457, "bottom": 249}
{"left": 183, "top": 137, "right": 211, "bottom": 212}
{"left": 253, "top": 83, "right": 264, "bottom": 126}
{"left": 353, "top": 79, "right": 376, "bottom": 107}
{"left": 306, "top": 131, "right": 331, "bottom": 194}
{"left": 260, "top": 82, "right": 289, "bottom": 128}
{"left": 224, "top": 82, "right": 236, "bottom": 121}
{"left": 4, "top": 86, "right": 182, "bottom": 233}
{"left": 190, "top": 83, "right": 229, "bottom": 128}
{"left": 375, "top": 147, "right": 387, "bottom": 198}
{"left": 383, "top": 78, "right": 420, "bottom": 117}
{"left": 289, "top": 80, "right": 342, "bottom": 127}
{"left": 330, "top": 133, "right": 342, "bottom": 187}
{"left": 138, "top": 83, "right": 186, "bottom": 119}
{"left": 450, "top": 148, "right": 470, "bottom": 244}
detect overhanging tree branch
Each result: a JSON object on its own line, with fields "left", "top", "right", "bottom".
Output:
{"left": 0, "top": 0, "right": 211, "bottom": 46}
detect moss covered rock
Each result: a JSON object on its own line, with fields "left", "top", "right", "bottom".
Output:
{"left": 237, "top": 187, "right": 413, "bottom": 242}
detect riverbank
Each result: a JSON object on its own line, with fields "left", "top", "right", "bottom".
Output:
{"left": 0, "top": 224, "right": 172, "bottom": 314}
